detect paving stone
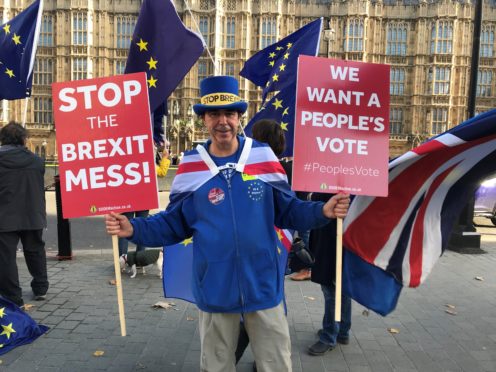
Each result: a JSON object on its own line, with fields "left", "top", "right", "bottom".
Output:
{"left": 4, "top": 218, "right": 496, "bottom": 371}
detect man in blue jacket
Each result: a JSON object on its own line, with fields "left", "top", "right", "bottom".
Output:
{"left": 105, "top": 76, "right": 350, "bottom": 372}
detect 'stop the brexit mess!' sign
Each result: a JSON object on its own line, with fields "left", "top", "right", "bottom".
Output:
{"left": 292, "top": 55, "right": 390, "bottom": 197}
{"left": 52, "top": 72, "right": 159, "bottom": 219}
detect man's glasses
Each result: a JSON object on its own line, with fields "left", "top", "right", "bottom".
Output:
{"left": 205, "top": 110, "right": 238, "bottom": 119}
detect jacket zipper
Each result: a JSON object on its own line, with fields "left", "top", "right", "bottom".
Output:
{"left": 225, "top": 174, "right": 245, "bottom": 310}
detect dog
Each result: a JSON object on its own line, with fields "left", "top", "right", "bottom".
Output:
{"left": 119, "top": 249, "right": 163, "bottom": 279}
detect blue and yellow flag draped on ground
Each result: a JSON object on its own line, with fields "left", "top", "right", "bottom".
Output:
{"left": 0, "top": 297, "right": 48, "bottom": 355}
{"left": 125, "top": 0, "right": 205, "bottom": 113}
{"left": 242, "top": 18, "right": 322, "bottom": 156}
{"left": 0, "top": 0, "right": 43, "bottom": 100}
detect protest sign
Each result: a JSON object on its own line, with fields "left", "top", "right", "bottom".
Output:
{"left": 293, "top": 55, "right": 390, "bottom": 197}
{"left": 52, "top": 72, "right": 159, "bottom": 218}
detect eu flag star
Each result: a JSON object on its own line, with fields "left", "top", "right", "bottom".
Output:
{"left": 269, "top": 60, "right": 275, "bottom": 67}
{"left": 283, "top": 107, "right": 289, "bottom": 116}
{"left": 272, "top": 73, "right": 279, "bottom": 82}
{"left": 240, "top": 18, "right": 322, "bottom": 108}
{"left": 137, "top": 38, "right": 148, "bottom": 51}
{"left": 272, "top": 98, "right": 283, "bottom": 109}
{"left": 1, "top": 323, "right": 16, "bottom": 340}
{"left": 281, "top": 122, "right": 288, "bottom": 131}
{"left": 5, "top": 68, "right": 15, "bottom": 78}
{"left": 146, "top": 57, "right": 158, "bottom": 70}
{"left": 181, "top": 237, "right": 193, "bottom": 246}
{"left": 0, "top": 307, "right": 5, "bottom": 318}
{"left": 2, "top": 24, "right": 10, "bottom": 34}
{"left": 147, "top": 75, "right": 157, "bottom": 88}
{"left": 12, "top": 33, "right": 21, "bottom": 45}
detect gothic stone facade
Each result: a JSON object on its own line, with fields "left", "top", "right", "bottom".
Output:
{"left": 1, "top": 0, "right": 495, "bottom": 158}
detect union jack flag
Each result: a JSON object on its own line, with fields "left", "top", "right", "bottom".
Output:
{"left": 163, "top": 137, "right": 293, "bottom": 302}
{"left": 342, "top": 109, "right": 496, "bottom": 316}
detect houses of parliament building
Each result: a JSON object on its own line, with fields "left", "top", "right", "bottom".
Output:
{"left": 1, "top": 0, "right": 495, "bottom": 159}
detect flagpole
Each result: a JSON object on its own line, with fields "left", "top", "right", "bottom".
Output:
{"left": 182, "top": 0, "right": 217, "bottom": 74}
{"left": 111, "top": 235, "right": 127, "bottom": 336}
{"left": 335, "top": 217, "right": 343, "bottom": 322}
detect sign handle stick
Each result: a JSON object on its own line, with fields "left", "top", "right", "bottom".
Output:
{"left": 112, "top": 235, "right": 127, "bottom": 336}
{"left": 335, "top": 217, "right": 343, "bottom": 322}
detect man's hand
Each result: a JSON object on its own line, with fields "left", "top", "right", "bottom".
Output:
{"left": 105, "top": 212, "right": 134, "bottom": 238}
{"left": 322, "top": 193, "right": 351, "bottom": 219}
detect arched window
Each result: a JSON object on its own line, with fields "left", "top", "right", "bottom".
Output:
{"left": 116, "top": 16, "right": 137, "bottom": 49}
{"left": 390, "top": 68, "right": 406, "bottom": 95}
{"left": 225, "top": 16, "right": 235, "bottom": 49}
{"left": 343, "top": 19, "right": 364, "bottom": 52}
{"left": 40, "top": 15, "right": 53, "bottom": 47}
{"left": 261, "top": 17, "right": 277, "bottom": 49}
{"left": 431, "top": 108, "right": 448, "bottom": 134}
{"left": 430, "top": 21, "right": 453, "bottom": 54}
{"left": 389, "top": 108, "right": 403, "bottom": 135}
{"left": 480, "top": 24, "right": 495, "bottom": 58}
{"left": 386, "top": 22, "right": 408, "bottom": 56}
{"left": 72, "top": 12, "right": 88, "bottom": 46}
{"left": 477, "top": 70, "right": 492, "bottom": 97}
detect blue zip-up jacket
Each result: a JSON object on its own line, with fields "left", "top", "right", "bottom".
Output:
{"left": 129, "top": 137, "right": 330, "bottom": 313}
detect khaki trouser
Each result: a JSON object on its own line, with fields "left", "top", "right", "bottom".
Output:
{"left": 199, "top": 302, "right": 291, "bottom": 372}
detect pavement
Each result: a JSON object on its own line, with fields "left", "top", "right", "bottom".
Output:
{"left": 1, "top": 193, "right": 496, "bottom": 371}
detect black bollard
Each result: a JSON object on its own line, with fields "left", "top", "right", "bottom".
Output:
{"left": 54, "top": 175, "right": 73, "bottom": 260}
{"left": 448, "top": 188, "right": 484, "bottom": 254}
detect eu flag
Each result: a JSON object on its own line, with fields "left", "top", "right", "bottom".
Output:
{"left": 0, "top": 0, "right": 43, "bottom": 100}
{"left": 0, "top": 297, "right": 49, "bottom": 355}
{"left": 244, "top": 83, "right": 297, "bottom": 157}
{"left": 125, "top": 0, "right": 205, "bottom": 112}
{"left": 240, "top": 18, "right": 322, "bottom": 102}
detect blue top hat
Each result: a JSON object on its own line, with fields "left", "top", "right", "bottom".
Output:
{"left": 193, "top": 76, "right": 248, "bottom": 115}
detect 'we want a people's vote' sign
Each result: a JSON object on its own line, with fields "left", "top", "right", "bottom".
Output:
{"left": 293, "top": 56, "right": 390, "bottom": 197}
{"left": 52, "top": 72, "right": 159, "bottom": 219}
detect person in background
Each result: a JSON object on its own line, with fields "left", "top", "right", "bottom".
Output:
{"left": 251, "top": 119, "right": 312, "bottom": 281}
{"left": 117, "top": 143, "right": 170, "bottom": 256}
{"left": 0, "top": 122, "right": 49, "bottom": 306}
{"left": 105, "top": 76, "right": 350, "bottom": 371}
{"left": 307, "top": 192, "right": 352, "bottom": 356}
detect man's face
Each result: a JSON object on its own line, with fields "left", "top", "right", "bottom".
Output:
{"left": 203, "top": 109, "right": 240, "bottom": 148}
